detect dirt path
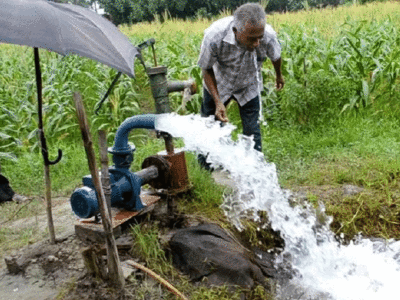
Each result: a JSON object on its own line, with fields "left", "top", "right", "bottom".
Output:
{"left": 0, "top": 198, "right": 86, "bottom": 300}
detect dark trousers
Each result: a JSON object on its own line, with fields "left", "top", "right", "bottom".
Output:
{"left": 198, "top": 88, "right": 262, "bottom": 170}
{"left": 201, "top": 88, "right": 262, "bottom": 151}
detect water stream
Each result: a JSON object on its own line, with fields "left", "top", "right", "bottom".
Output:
{"left": 155, "top": 113, "right": 400, "bottom": 300}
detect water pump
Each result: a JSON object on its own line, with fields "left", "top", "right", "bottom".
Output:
{"left": 70, "top": 114, "right": 188, "bottom": 219}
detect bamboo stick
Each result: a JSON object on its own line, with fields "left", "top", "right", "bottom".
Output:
{"left": 125, "top": 260, "right": 188, "bottom": 300}
{"left": 73, "top": 92, "right": 125, "bottom": 288}
{"left": 98, "top": 130, "right": 112, "bottom": 220}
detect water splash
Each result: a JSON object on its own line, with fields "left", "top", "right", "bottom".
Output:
{"left": 155, "top": 113, "right": 400, "bottom": 300}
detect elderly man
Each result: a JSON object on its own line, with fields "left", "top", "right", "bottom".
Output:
{"left": 197, "top": 3, "right": 284, "bottom": 169}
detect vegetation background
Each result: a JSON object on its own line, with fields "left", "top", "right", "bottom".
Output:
{"left": 50, "top": 0, "right": 386, "bottom": 25}
{"left": 1, "top": 0, "right": 400, "bottom": 297}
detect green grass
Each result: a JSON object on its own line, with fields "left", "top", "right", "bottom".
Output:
{"left": 1, "top": 143, "right": 91, "bottom": 197}
{"left": 262, "top": 115, "right": 400, "bottom": 240}
{"left": 264, "top": 116, "right": 400, "bottom": 183}
{"left": 178, "top": 153, "right": 226, "bottom": 219}
{"left": 0, "top": 222, "right": 48, "bottom": 255}
{"left": 130, "top": 222, "right": 174, "bottom": 275}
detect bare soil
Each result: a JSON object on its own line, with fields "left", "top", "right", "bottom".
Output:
{"left": 0, "top": 198, "right": 87, "bottom": 300}
{"left": 0, "top": 195, "right": 168, "bottom": 300}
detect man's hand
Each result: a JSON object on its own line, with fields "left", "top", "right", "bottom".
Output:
{"left": 276, "top": 75, "right": 285, "bottom": 91}
{"left": 271, "top": 58, "right": 284, "bottom": 91}
{"left": 202, "top": 68, "right": 228, "bottom": 122}
{"left": 215, "top": 102, "right": 229, "bottom": 122}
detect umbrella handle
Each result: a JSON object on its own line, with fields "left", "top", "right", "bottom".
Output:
{"left": 34, "top": 48, "right": 63, "bottom": 167}
{"left": 95, "top": 72, "right": 122, "bottom": 115}
{"left": 46, "top": 149, "right": 63, "bottom": 165}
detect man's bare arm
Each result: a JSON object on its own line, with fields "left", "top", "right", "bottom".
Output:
{"left": 271, "top": 57, "right": 285, "bottom": 90}
{"left": 203, "top": 68, "right": 228, "bottom": 122}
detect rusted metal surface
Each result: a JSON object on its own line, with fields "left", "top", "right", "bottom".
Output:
{"left": 156, "top": 133, "right": 190, "bottom": 193}
{"left": 163, "top": 134, "right": 175, "bottom": 156}
{"left": 142, "top": 151, "right": 190, "bottom": 194}
{"left": 164, "top": 151, "right": 190, "bottom": 193}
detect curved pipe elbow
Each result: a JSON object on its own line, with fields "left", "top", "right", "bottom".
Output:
{"left": 111, "top": 114, "right": 157, "bottom": 154}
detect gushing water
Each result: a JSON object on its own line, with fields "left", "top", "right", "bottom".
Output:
{"left": 156, "top": 113, "right": 400, "bottom": 300}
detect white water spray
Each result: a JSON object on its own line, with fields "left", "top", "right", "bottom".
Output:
{"left": 155, "top": 113, "right": 400, "bottom": 300}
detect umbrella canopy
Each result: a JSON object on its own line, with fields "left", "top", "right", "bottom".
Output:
{"left": 0, "top": 0, "right": 139, "bottom": 77}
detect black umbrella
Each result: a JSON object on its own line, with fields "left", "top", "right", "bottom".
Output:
{"left": 0, "top": 0, "right": 140, "bottom": 243}
{"left": 1, "top": 0, "right": 138, "bottom": 77}
{"left": 0, "top": 0, "right": 140, "bottom": 162}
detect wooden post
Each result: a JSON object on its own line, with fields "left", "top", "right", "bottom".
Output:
{"left": 73, "top": 92, "right": 125, "bottom": 288}
{"left": 44, "top": 163, "right": 55, "bottom": 244}
{"left": 98, "top": 130, "right": 112, "bottom": 220}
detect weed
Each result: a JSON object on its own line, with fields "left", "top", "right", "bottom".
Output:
{"left": 239, "top": 216, "right": 285, "bottom": 252}
{"left": 307, "top": 192, "right": 319, "bottom": 206}
{"left": 175, "top": 153, "right": 226, "bottom": 221}
{"left": 130, "top": 222, "right": 175, "bottom": 276}
{"left": 55, "top": 277, "right": 78, "bottom": 300}
{"left": 189, "top": 285, "right": 243, "bottom": 300}
{"left": 0, "top": 224, "right": 48, "bottom": 260}
{"left": 327, "top": 190, "right": 400, "bottom": 240}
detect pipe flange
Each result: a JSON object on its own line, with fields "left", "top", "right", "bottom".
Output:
{"left": 141, "top": 155, "right": 171, "bottom": 189}
{"left": 147, "top": 66, "right": 167, "bottom": 75}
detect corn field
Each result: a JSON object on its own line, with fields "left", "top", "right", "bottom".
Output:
{"left": 1, "top": 1, "right": 400, "bottom": 159}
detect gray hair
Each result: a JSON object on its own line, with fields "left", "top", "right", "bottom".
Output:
{"left": 233, "top": 3, "right": 266, "bottom": 32}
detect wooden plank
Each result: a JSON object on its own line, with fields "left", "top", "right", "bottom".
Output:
{"left": 75, "top": 222, "right": 122, "bottom": 244}
{"left": 75, "top": 193, "right": 161, "bottom": 243}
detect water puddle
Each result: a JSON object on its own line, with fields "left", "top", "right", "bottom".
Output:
{"left": 156, "top": 113, "right": 400, "bottom": 300}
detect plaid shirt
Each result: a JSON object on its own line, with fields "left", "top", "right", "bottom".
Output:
{"left": 198, "top": 16, "right": 281, "bottom": 106}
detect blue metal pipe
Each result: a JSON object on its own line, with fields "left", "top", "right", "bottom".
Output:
{"left": 109, "top": 114, "right": 157, "bottom": 155}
